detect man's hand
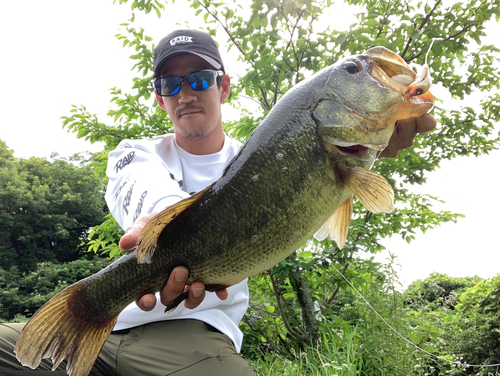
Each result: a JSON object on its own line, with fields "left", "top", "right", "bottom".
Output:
{"left": 119, "top": 212, "right": 228, "bottom": 312}
{"left": 379, "top": 113, "right": 437, "bottom": 158}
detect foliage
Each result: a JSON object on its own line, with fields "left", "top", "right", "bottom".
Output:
{"left": 0, "top": 140, "right": 108, "bottom": 272}
{"left": 446, "top": 274, "right": 500, "bottom": 374}
{"left": 404, "top": 272, "right": 483, "bottom": 311}
{"left": 247, "top": 323, "right": 364, "bottom": 375}
{"left": 57, "top": 0, "right": 500, "bottom": 374}
{"left": 113, "top": 0, "right": 165, "bottom": 17}
{"left": 0, "top": 256, "right": 111, "bottom": 321}
{"left": 87, "top": 213, "right": 125, "bottom": 259}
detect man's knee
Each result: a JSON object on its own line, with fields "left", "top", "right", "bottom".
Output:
{"left": 0, "top": 323, "right": 67, "bottom": 374}
{"left": 167, "top": 353, "right": 257, "bottom": 376}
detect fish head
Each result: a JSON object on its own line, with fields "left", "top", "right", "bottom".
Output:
{"left": 312, "top": 46, "right": 434, "bottom": 169}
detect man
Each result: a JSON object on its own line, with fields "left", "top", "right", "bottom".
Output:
{"left": 0, "top": 29, "right": 436, "bottom": 375}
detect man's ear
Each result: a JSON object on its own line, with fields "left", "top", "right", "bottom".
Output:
{"left": 220, "top": 74, "right": 231, "bottom": 103}
{"left": 155, "top": 91, "right": 167, "bottom": 111}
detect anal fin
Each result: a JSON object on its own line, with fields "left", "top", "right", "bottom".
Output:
{"left": 314, "top": 196, "right": 353, "bottom": 249}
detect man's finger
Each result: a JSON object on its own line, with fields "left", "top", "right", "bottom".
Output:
{"left": 184, "top": 282, "right": 206, "bottom": 309}
{"left": 378, "top": 129, "right": 403, "bottom": 158}
{"left": 160, "top": 266, "right": 189, "bottom": 307}
{"left": 216, "top": 289, "right": 229, "bottom": 301}
{"left": 395, "top": 118, "right": 418, "bottom": 149}
{"left": 119, "top": 230, "right": 141, "bottom": 251}
{"left": 415, "top": 113, "right": 437, "bottom": 133}
{"left": 119, "top": 212, "right": 158, "bottom": 250}
{"left": 136, "top": 293, "right": 157, "bottom": 311}
{"left": 378, "top": 114, "right": 437, "bottom": 158}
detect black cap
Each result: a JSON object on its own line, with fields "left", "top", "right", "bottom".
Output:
{"left": 153, "top": 29, "right": 225, "bottom": 78}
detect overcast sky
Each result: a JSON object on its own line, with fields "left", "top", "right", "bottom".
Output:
{"left": 1, "top": 0, "right": 499, "bottom": 288}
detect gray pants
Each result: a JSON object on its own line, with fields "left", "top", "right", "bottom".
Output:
{"left": 0, "top": 320, "right": 257, "bottom": 376}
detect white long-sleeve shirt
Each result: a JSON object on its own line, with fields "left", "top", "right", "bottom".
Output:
{"left": 105, "top": 133, "right": 248, "bottom": 352}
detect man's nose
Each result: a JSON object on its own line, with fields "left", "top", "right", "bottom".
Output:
{"left": 177, "top": 81, "right": 197, "bottom": 103}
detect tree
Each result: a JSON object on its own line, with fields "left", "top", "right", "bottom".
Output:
{"left": 448, "top": 274, "right": 500, "bottom": 374}
{"left": 404, "top": 272, "right": 483, "bottom": 310}
{"left": 0, "top": 140, "right": 108, "bottom": 272}
{"left": 61, "top": 0, "right": 500, "bottom": 368}
{"left": 0, "top": 257, "right": 111, "bottom": 321}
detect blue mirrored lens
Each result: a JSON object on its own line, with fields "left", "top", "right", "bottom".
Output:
{"left": 155, "top": 77, "right": 181, "bottom": 96}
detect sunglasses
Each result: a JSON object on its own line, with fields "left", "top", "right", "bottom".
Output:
{"left": 154, "top": 69, "right": 224, "bottom": 97}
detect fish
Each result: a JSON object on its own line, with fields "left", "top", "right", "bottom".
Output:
{"left": 14, "top": 46, "right": 434, "bottom": 376}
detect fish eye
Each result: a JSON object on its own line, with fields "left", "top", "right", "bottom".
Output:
{"left": 344, "top": 60, "right": 362, "bottom": 74}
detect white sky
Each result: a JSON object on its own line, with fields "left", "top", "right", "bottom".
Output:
{"left": 1, "top": 0, "right": 499, "bottom": 288}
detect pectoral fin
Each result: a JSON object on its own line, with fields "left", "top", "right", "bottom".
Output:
{"left": 136, "top": 188, "right": 208, "bottom": 264}
{"left": 344, "top": 166, "right": 394, "bottom": 214}
{"left": 314, "top": 195, "right": 353, "bottom": 249}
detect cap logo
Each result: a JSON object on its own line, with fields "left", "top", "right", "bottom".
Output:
{"left": 170, "top": 36, "right": 193, "bottom": 46}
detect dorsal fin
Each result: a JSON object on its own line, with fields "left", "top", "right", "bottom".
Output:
{"left": 314, "top": 195, "right": 353, "bottom": 249}
{"left": 136, "top": 188, "right": 207, "bottom": 264}
{"left": 344, "top": 166, "right": 394, "bottom": 214}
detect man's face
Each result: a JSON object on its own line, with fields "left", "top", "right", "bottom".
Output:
{"left": 155, "top": 54, "right": 230, "bottom": 143}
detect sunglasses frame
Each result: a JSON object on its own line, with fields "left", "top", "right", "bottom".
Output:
{"left": 154, "top": 69, "right": 224, "bottom": 97}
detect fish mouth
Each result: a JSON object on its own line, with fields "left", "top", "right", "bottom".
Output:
{"left": 365, "top": 46, "right": 416, "bottom": 80}
{"left": 316, "top": 46, "right": 436, "bottom": 163}
{"left": 365, "top": 46, "right": 435, "bottom": 114}
{"left": 325, "top": 137, "right": 382, "bottom": 161}
{"left": 337, "top": 144, "right": 370, "bottom": 158}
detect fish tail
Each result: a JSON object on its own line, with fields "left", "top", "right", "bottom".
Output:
{"left": 15, "top": 281, "right": 118, "bottom": 376}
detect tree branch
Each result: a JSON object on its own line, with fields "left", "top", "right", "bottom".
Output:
{"left": 323, "top": 211, "right": 373, "bottom": 307}
{"left": 195, "top": 0, "right": 246, "bottom": 57}
{"left": 324, "top": 262, "right": 350, "bottom": 307}
{"left": 290, "top": 272, "right": 319, "bottom": 342}
{"left": 441, "top": 24, "right": 475, "bottom": 42}
{"left": 406, "top": 0, "right": 485, "bottom": 62}
{"left": 267, "top": 271, "right": 307, "bottom": 342}
{"left": 242, "top": 314, "right": 281, "bottom": 352}
{"left": 375, "top": 0, "right": 398, "bottom": 40}
{"left": 294, "top": 11, "right": 318, "bottom": 85}
{"left": 401, "top": 0, "right": 442, "bottom": 58}
{"left": 258, "top": 87, "right": 271, "bottom": 112}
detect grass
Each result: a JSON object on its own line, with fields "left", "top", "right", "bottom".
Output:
{"left": 248, "top": 325, "right": 365, "bottom": 376}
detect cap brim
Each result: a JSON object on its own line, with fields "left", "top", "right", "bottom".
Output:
{"left": 154, "top": 52, "right": 223, "bottom": 78}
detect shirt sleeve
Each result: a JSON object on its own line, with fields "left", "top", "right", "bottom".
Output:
{"left": 105, "top": 140, "right": 190, "bottom": 231}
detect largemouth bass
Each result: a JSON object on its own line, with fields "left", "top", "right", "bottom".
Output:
{"left": 15, "top": 46, "right": 434, "bottom": 376}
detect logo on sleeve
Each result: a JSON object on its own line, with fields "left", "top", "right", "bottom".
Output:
{"left": 115, "top": 151, "right": 136, "bottom": 173}
{"left": 122, "top": 181, "right": 136, "bottom": 216}
{"left": 113, "top": 179, "right": 129, "bottom": 201}
{"left": 133, "top": 191, "right": 148, "bottom": 223}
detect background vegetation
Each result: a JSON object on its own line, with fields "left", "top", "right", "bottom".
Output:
{"left": 0, "top": 140, "right": 110, "bottom": 319}
{"left": 1, "top": 0, "right": 499, "bottom": 374}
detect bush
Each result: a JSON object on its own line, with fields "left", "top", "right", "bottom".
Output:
{"left": 0, "top": 256, "right": 111, "bottom": 321}
{"left": 447, "top": 274, "right": 500, "bottom": 374}
{"left": 404, "top": 273, "right": 482, "bottom": 311}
